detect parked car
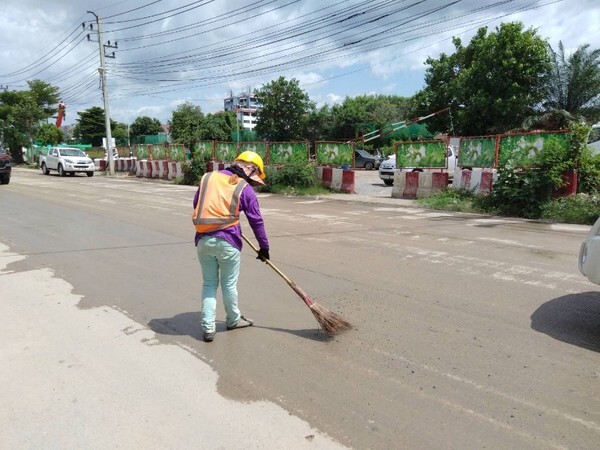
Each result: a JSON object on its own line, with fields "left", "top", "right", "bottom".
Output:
{"left": 579, "top": 216, "right": 600, "bottom": 285}
{"left": 354, "top": 149, "right": 384, "bottom": 170}
{"left": 378, "top": 146, "right": 458, "bottom": 186}
{"left": 0, "top": 147, "right": 11, "bottom": 184}
{"left": 40, "top": 146, "right": 95, "bottom": 177}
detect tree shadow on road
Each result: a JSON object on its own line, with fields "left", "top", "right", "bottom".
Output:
{"left": 531, "top": 292, "right": 600, "bottom": 352}
{"left": 148, "top": 312, "right": 330, "bottom": 342}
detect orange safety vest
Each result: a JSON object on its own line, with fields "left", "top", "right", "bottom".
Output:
{"left": 192, "top": 172, "right": 248, "bottom": 233}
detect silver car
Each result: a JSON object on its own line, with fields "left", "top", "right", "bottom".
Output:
{"left": 579, "top": 216, "right": 600, "bottom": 285}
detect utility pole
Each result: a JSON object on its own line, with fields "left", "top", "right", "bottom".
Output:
{"left": 85, "top": 12, "right": 117, "bottom": 175}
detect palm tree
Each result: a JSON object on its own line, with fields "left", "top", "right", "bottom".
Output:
{"left": 545, "top": 41, "right": 600, "bottom": 122}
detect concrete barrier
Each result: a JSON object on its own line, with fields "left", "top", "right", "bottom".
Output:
{"left": 340, "top": 170, "right": 355, "bottom": 193}
{"left": 452, "top": 169, "right": 497, "bottom": 194}
{"left": 137, "top": 160, "right": 153, "bottom": 178}
{"left": 392, "top": 171, "right": 449, "bottom": 199}
{"left": 167, "top": 162, "right": 183, "bottom": 180}
{"left": 208, "top": 161, "right": 228, "bottom": 172}
{"left": 94, "top": 159, "right": 106, "bottom": 171}
{"left": 321, "top": 167, "right": 333, "bottom": 189}
{"left": 315, "top": 167, "right": 354, "bottom": 193}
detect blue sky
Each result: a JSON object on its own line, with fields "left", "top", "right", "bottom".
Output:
{"left": 1, "top": 0, "right": 599, "bottom": 126}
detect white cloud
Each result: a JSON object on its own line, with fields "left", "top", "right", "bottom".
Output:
{"left": 1, "top": 0, "right": 599, "bottom": 126}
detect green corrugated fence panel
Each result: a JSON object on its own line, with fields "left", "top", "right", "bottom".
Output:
{"left": 459, "top": 137, "right": 497, "bottom": 167}
{"left": 166, "top": 144, "right": 186, "bottom": 161}
{"left": 135, "top": 144, "right": 150, "bottom": 159}
{"left": 316, "top": 142, "right": 353, "bottom": 165}
{"left": 239, "top": 142, "right": 267, "bottom": 162}
{"left": 498, "top": 132, "right": 570, "bottom": 167}
{"left": 396, "top": 141, "right": 446, "bottom": 168}
{"left": 151, "top": 145, "right": 167, "bottom": 160}
{"left": 269, "top": 142, "right": 309, "bottom": 163}
{"left": 215, "top": 142, "right": 238, "bottom": 162}
{"left": 194, "top": 141, "right": 214, "bottom": 158}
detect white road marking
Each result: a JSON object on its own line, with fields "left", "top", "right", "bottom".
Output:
{"left": 477, "top": 237, "right": 541, "bottom": 249}
{"left": 551, "top": 223, "right": 592, "bottom": 233}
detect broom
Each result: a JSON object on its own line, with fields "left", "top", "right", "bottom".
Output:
{"left": 242, "top": 234, "right": 352, "bottom": 336}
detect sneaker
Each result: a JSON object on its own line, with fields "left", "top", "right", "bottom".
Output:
{"left": 203, "top": 331, "right": 215, "bottom": 342}
{"left": 226, "top": 315, "right": 254, "bottom": 330}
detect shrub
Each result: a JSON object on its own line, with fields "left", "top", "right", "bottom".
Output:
{"left": 265, "top": 153, "right": 319, "bottom": 190}
{"left": 541, "top": 194, "right": 600, "bottom": 225}
{"left": 488, "top": 136, "right": 572, "bottom": 218}
{"left": 577, "top": 150, "right": 600, "bottom": 194}
{"left": 180, "top": 151, "right": 212, "bottom": 185}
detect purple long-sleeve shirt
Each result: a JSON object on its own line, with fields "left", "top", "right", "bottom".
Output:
{"left": 193, "top": 170, "right": 269, "bottom": 251}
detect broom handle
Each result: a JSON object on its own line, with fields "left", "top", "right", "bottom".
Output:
{"left": 242, "top": 234, "right": 313, "bottom": 305}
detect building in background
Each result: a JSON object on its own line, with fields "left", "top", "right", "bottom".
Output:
{"left": 224, "top": 91, "right": 261, "bottom": 134}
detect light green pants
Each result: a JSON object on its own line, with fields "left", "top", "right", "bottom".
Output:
{"left": 196, "top": 236, "right": 241, "bottom": 333}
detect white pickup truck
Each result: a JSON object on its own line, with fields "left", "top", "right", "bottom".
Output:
{"left": 40, "top": 146, "right": 95, "bottom": 177}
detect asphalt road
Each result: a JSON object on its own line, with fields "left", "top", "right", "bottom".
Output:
{"left": 1, "top": 168, "right": 599, "bottom": 449}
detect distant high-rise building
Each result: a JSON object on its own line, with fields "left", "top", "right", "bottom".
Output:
{"left": 224, "top": 91, "right": 261, "bottom": 132}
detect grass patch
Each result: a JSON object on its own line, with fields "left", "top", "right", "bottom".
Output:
{"left": 540, "top": 194, "right": 600, "bottom": 225}
{"left": 416, "top": 189, "right": 600, "bottom": 225}
{"left": 266, "top": 184, "right": 330, "bottom": 196}
{"left": 415, "top": 188, "right": 493, "bottom": 214}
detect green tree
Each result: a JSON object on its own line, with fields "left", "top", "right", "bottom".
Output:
{"left": 411, "top": 22, "right": 551, "bottom": 135}
{"left": 198, "top": 111, "right": 235, "bottom": 141}
{"left": 130, "top": 116, "right": 163, "bottom": 140}
{"left": 111, "top": 121, "right": 129, "bottom": 146}
{"left": 0, "top": 83, "right": 60, "bottom": 162}
{"left": 307, "top": 105, "right": 335, "bottom": 141}
{"left": 73, "top": 106, "right": 124, "bottom": 147}
{"left": 545, "top": 41, "right": 600, "bottom": 123}
{"left": 329, "top": 95, "right": 411, "bottom": 145}
{"left": 27, "top": 79, "right": 61, "bottom": 117}
{"left": 0, "top": 91, "right": 46, "bottom": 163}
{"left": 254, "top": 77, "right": 314, "bottom": 141}
{"left": 169, "top": 102, "right": 203, "bottom": 148}
{"left": 35, "top": 122, "right": 63, "bottom": 146}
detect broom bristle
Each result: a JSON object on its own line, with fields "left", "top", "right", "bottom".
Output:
{"left": 309, "top": 302, "right": 352, "bottom": 336}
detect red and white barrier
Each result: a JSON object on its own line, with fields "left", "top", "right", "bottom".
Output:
{"left": 208, "top": 161, "right": 228, "bottom": 172}
{"left": 315, "top": 167, "right": 355, "bottom": 193}
{"left": 94, "top": 159, "right": 105, "bottom": 171}
{"left": 115, "top": 157, "right": 136, "bottom": 172}
{"left": 392, "top": 171, "right": 448, "bottom": 199}
{"left": 452, "top": 169, "right": 497, "bottom": 194}
{"left": 167, "top": 162, "right": 183, "bottom": 180}
{"left": 136, "top": 160, "right": 153, "bottom": 178}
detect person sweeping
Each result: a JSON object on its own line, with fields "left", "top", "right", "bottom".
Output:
{"left": 192, "top": 151, "right": 270, "bottom": 342}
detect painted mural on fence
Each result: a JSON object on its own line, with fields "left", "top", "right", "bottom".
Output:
{"left": 238, "top": 142, "right": 267, "bottom": 162}
{"left": 498, "top": 132, "right": 570, "bottom": 167}
{"left": 458, "top": 137, "right": 496, "bottom": 167}
{"left": 316, "top": 142, "right": 353, "bottom": 165}
{"left": 166, "top": 144, "right": 186, "bottom": 161}
{"left": 270, "top": 142, "right": 309, "bottom": 163}
{"left": 150, "top": 144, "right": 169, "bottom": 160}
{"left": 214, "top": 142, "right": 239, "bottom": 162}
{"left": 134, "top": 144, "right": 150, "bottom": 159}
{"left": 396, "top": 141, "right": 446, "bottom": 168}
{"left": 195, "top": 141, "right": 214, "bottom": 158}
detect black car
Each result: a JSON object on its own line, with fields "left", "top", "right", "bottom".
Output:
{"left": 354, "top": 149, "right": 384, "bottom": 170}
{"left": 0, "top": 148, "right": 11, "bottom": 184}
